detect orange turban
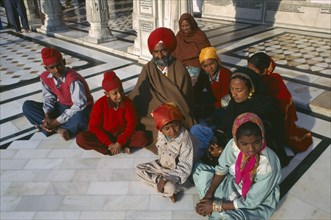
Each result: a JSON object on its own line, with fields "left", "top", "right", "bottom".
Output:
{"left": 152, "top": 102, "right": 183, "bottom": 130}
{"left": 199, "top": 47, "right": 219, "bottom": 64}
{"left": 147, "top": 27, "right": 177, "bottom": 54}
{"left": 41, "top": 47, "right": 63, "bottom": 67}
{"left": 102, "top": 71, "right": 122, "bottom": 91}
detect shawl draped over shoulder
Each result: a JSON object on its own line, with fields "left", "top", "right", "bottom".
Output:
{"left": 128, "top": 59, "right": 196, "bottom": 153}
{"left": 172, "top": 13, "right": 211, "bottom": 68}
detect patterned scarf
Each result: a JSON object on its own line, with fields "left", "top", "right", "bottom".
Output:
{"left": 232, "top": 112, "right": 266, "bottom": 198}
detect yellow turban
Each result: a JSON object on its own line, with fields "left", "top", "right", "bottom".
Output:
{"left": 199, "top": 47, "right": 219, "bottom": 64}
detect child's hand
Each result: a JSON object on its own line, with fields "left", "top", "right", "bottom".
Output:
{"left": 108, "top": 142, "right": 121, "bottom": 155}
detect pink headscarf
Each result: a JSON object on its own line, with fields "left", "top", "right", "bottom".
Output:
{"left": 232, "top": 112, "right": 266, "bottom": 198}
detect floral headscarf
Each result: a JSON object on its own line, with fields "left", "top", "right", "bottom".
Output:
{"left": 232, "top": 112, "right": 266, "bottom": 198}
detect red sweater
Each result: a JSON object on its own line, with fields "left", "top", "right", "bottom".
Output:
{"left": 88, "top": 96, "right": 138, "bottom": 146}
{"left": 211, "top": 66, "right": 232, "bottom": 108}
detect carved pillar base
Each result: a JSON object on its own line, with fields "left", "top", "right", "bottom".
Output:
{"left": 85, "top": 23, "right": 116, "bottom": 44}
{"left": 40, "top": 0, "right": 67, "bottom": 32}
{"left": 41, "top": 16, "right": 67, "bottom": 32}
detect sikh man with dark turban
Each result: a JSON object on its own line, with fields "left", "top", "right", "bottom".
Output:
{"left": 22, "top": 47, "right": 94, "bottom": 140}
{"left": 129, "top": 27, "right": 196, "bottom": 153}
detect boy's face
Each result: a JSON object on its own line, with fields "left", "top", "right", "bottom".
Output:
{"left": 161, "top": 120, "right": 182, "bottom": 139}
{"left": 104, "top": 87, "right": 124, "bottom": 104}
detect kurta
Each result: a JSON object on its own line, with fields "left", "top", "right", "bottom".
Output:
{"left": 128, "top": 59, "right": 196, "bottom": 153}
{"left": 262, "top": 73, "right": 312, "bottom": 152}
{"left": 193, "top": 138, "right": 281, "bottom": 220}
{"left": 136, "top": 128, "right": 198, "bottom": 197}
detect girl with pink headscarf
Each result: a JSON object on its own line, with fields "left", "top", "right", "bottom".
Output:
{"left": 194, "top": 112, "right": 281, "bottom": 220}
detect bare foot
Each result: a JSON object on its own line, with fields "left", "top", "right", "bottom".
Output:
{"left": 124, "top": 147, "right": 131, "bottom": 154}
{"left": 170, "top": 194, "right": 176, "bottom": 203}
{"left": 57, "top": 128, "right": 70, "bottom": 141}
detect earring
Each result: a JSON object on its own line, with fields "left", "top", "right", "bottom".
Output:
{"left": 248, "top": 92, "right": 253, "bottom": 99}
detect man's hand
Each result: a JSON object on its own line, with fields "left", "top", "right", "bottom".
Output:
{"left": 108, "top": 142, "right": 121, "bottom": 155}
{"left": 196, "top": 198, "right": 213, "bottom": 216}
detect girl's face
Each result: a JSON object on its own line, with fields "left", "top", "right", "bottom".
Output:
{"left": 180, "top": 19, "right": 192, "bottom": 34}
{"left": 237, "top": 135, "right": 263, "bottom": 156}
{"left": 230, "top": 78, "right": 250, "bottom": 103}
{"left": 208, "top": 143, "right": 223, "bottom": 158}
{"left": 104, "top": 88, "right": 124, "bottom": 104}
{"left": 161, "top": 120, "right": 182, "bottom": 139}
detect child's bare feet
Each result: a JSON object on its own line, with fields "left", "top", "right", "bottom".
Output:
{"left": 57, "top": 128, "right": 70, "bottom": 141}
{"left": 124, "top": 147, "right": 131, "bottom": 154}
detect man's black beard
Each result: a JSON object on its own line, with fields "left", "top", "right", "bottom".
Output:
{"left": 153, "top": 55, "right": 173, "bottom": 68}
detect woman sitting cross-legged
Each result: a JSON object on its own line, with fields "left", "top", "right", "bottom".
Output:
{"left": 194, "top": 112, "right": 281, "bottom": 220}
{"left": 136, "top": 102, "right": 199, "bottom": 203}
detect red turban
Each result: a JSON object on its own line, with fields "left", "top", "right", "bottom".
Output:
{"left": 41, "top": 47, "right": 63, "bottom": 67}
{"left": 152, "top": 102, "right": 183, "bottom": 130}
{"left": 147, "top": 27, "right": 177, "bottom": 54}
{"left": 102, "top": 71, "right": 122, "bottom": 91}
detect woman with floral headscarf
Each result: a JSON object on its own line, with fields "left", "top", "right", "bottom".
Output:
{"left": 194, "top": 112, "right": 281, "bottom": 220}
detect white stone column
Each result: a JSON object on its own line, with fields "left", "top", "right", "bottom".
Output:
{"left": 23, "top": 0, "right": 38, "bottom": 20}
{"left": 128, "top": 0, "right": 190, "bottom": 61}
{"left": 40, "top": 0, "right": 67, "bottom": 32}
{"left": 86, "top": 0, "right": 115, "bottom": 44}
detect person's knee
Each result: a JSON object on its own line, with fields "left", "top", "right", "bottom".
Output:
{"left": 22, "top": 100, "right": 35, "bottom": 114}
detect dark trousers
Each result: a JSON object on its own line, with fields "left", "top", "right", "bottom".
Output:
{"left": 76, "top": 130, "right": 148, "bottom": 155}
{"left": 22, "top": 100, "right": 91, "bottom": 138}
{"left": 5, "top": 0, "right": 29, "bottom": 32}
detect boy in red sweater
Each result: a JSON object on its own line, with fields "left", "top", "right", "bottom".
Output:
{"left": 76, "top": 71, "right": 148, "bottom": 155}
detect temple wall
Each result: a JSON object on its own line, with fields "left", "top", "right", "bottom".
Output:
{"left": 202, "top": 0, "right": 331, "bottom": 32}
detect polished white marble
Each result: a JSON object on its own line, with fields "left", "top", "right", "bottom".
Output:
{"left": 3, "top": 182, "right": 49, "bottom": 196}
{"left": 59, "top": 158, "right": 99, "bottom": 170}
{"left": 60, "top": 195, "right": 108, "bottom": 211}
{"left": 0, "top": 196, "right": 22, "bottom": 211}
{"left": 73, "top": 169, "right": 113, "bottom": 181}
{"left": 0, "top": 122, "right": 20, "bottom": 138}
{"left": 1, "top": 170, "right": 40, "bottom": 182}
{"left": 33, "top": 211, "right": 80, "bottom": 220}
{"left": 148, "top": 195, "right": 194, "bottom": 210}
{"left": 97, "top": 158, "right": 135, "bottom": 169}
{"left": 13, "top": 149, "right": 50, "bottom": 159}
{"left": 172, "top": 211, "right": 206, "bottom": 220}
{"left": 47, "top": 149, "right": 83, "bottom": 159}
{"left": 8, "top": 140, "right": 41, "bottom": 150}
{"left": 46, "top": 182, "right": 89, "bottom": 195}
{"left": 103, "top": 195, "right": 149, "bottom": 210}
{"left": 79, "top": 211, "right": 125, "bottom": 219}
{"left": 87, "top": 181, "right": 130, "bottom": 195}
{"left": 34, "top": 170, "right": 76, "bottom": 182}
{"left": 15, "top": 195, "right": 64, "bottom": 211}
{"left": 0, "top": 211, "right": 35, "bottom": 220}
{"left": 125, "top": 211, "right": 172, "bottom": 220}
{"left": 1, "top": 159, "right": 29, "bottom": 170}
{"left": 24, "top": 159, "right": 63, "bottom": 170}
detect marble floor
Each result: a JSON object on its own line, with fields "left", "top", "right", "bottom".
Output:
{"left": 0, "top": 3, "right": 330, "bottom": 220}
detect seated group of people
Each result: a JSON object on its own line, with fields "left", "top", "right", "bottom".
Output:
{"left": 22, "top": 13, "right": 312, "bottom": 220}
